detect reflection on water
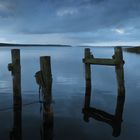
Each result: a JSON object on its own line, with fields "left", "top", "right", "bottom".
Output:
{"left": 10, "top": 108, "right": 22, "bottom": 140}
{"left": 40, "top": 101, "right": 53, "bottom": 140}
{"left": 82, "top": 83, "right": 125, "bottom": 137}
{"left": 0, "top": 47, "right": 140, "bottom": 140}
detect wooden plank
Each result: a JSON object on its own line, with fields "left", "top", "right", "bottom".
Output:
{"left": 39, "top": 56, "right": 54, "bottom": 139}
{"left": 83, "top": 58, "right": 116, "bottom": 66}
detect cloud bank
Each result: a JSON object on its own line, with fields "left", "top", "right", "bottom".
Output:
{"left": 0, "top": 0, "right": 140, "bottom": 45}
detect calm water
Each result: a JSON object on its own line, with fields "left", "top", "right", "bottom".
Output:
{"left": 0, "top": 46, "right": 140, "bottom": 140}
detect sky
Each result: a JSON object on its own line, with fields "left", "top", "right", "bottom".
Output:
{"left": 0, "top": 0, "right": 140, "bottom": 46}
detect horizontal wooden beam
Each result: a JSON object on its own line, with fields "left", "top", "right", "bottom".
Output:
{"left": 83, "top": 58, "right": 116, "bottom": 66}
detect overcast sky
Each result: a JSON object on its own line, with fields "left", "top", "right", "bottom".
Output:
{"left": 0, "top": 0, "right": 140, "bottom": 45}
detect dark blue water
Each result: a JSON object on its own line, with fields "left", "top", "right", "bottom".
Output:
{"left": 0, "top": 46, "right": 140, "bottom": 140}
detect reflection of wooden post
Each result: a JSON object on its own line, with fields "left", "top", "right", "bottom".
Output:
{"left": 83, "top": 82, "right": 91, "bottom": 122}
{"left": 112, "top": 95, "right": 125, "bottom": 137}
{"left": 10, "top": 109, "right": 22, "bottom": 140}
{"left": 115, "top": 47, "right": 125, "bottom": 96}
{"left": 8, "top": 49, "right": 22, "bottom": 109}
{"left": 40, "top": 56, "right": 52, "bottom": 112}
{"left": 84, "top": 81, "right": 91, "bottom": 109}
{"left": 42, "top": 90, "right": 54, "bottom": 140}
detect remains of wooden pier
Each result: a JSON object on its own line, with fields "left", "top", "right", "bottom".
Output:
{"left": 82, "top": 47, "right": 125, "bottom": 137}
{"left": 82, "top": 91, "right": 125, "bottom": 137}
{"left": 83, "top": 47, "right": 125, "bottom": 96}
{"left": 35, "top": 56, "right": 54, "bottom": 140}
{"left": 8, "top": 49, "right": 22, "bottom": 109}
{"left": 35, "top": 56, "right": 53, "bottom": 109}
{"left": 7, "top": 50, "right": 54, "bottom": 139}
{"left": 8, "top": 49, "right": 22, "bottom": 140}
{"left": 0, "top": 47, "right": 126, "bottom": 138}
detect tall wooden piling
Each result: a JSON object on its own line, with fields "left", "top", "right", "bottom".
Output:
{"left": 8, "top": 49, "right": 22, "bottom": 109}
{"left": 39, "top": 56, "right": 53, "bottom": 140}
{"left": 8, "top": 49, "right": 22, "bottom": 140}
{"left": 84, "top": 48, "right": 92, "bottom": 104}
{"left": 40, "top": 56, "right": 52, "bottom": 106}
{"left": 115, "top": 47, "right": 125, "bottom": 96}
{"left": 84, "top": 48, "right": 91, "bottom": 82}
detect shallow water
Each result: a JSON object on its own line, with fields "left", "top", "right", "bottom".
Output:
{"left": 0, "top": 46, "right": 140, "bottom": 140}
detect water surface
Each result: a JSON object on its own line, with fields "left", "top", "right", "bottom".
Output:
{"left": 0, "top": 46, "right": 140, "bottom": 140}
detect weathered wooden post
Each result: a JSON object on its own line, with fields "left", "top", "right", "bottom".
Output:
{"left": 82, "top": 48, "right": 92, "bottom": 122}
{"left": 8, "top": 49, "right": 22, "bottom": 140}
{"left": 84, "top": 48, "right": 91, "bottom": 85}
{"left": 8, "top": 49, "right": 22, "bottom": 109}
{"left": 114, "top": 47, "right": 125, "bottom": 96}
{"left": 35, "top": 56, "right": 53, "bottom": 140}
{"left": 83, "top": 48, "right": 92, "bottom": 100}
{"left": 83, "top": 47, "right": 125, "bottom": 97}
{"left": 40, "top": 56, "right": 52, "bottom": 111}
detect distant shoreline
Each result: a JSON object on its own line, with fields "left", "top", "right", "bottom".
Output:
{"left": 124, "top": 46, "right": 140, "bottom": 54}
{"left": 0, "top": 43, "right": 137, "bottom": 49}
{"left": 0, "top": 43, "right": 72, "bottom": 47}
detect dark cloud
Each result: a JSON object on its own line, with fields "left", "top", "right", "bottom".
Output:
{"left": 14, "top": 0, "right": 140, "bottom": 34}
{"left": 0, "top": 0, "right": 140, "bottom": 45}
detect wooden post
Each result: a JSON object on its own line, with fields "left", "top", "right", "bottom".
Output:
{"left": 8, "top": 49, "right": 22, "bottom": 109}
{"left": 8, "top": 49, "right": 22, "bottom": 140}
{"left": 84, "top": 48, "right": 92, "bottom": 100}
{"left": 41, "top": 104, "right": 54, "bottom": 140}
{"left": 82, "top": 48, "right": 92, "bottom": 122}
{"left": 84, "top": 48, "right": 91, "bottom": 82}
{"left": 39, "top": 56, "right": 53, "bottom": 140}
{"left": 114, "top": 47, "right": 125, "bottom": 96}
{"left": 39, "top": 56, "right": 53, "bottom": 116}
